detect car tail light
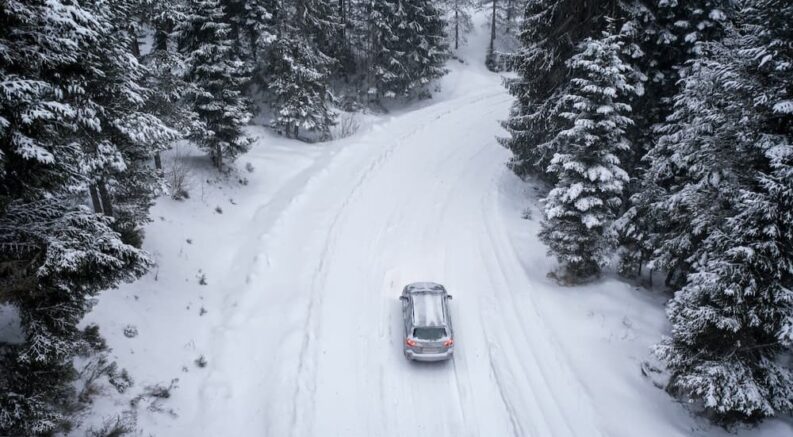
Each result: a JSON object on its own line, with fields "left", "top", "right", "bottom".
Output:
{"left": 406, "top": 338, "right": 417, "bottom": 347}
{"left": 443, "top": 339, "right": 454, "bottom": 347}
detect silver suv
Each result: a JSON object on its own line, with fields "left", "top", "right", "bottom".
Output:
{"left": 400, "top": 282, "right": 454, "bottom": 361}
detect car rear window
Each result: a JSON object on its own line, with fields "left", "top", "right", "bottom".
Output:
{"left": 413, "top": 327, "right": 447, "bottom": 340}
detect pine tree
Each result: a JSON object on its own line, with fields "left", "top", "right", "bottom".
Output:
{"left": 604, "top": 0, "right": 733, "bottom": 279}
{"left": 538, "top": 31, "right": 636, "bottom": 281}
{"left": 501, "top": 0, "right": 610, "bottom": 180}
{"left": 497, "top": 0, "right": 526, "bottom": 42}
{"left": 0, "top": 0, "right": 159, "bottom": 433}
{"left": 85, "top": 0, "right": 179, "bottom": 242}
{"left": 653, "top": 0, "right": 793, "bottom": 421}
{"left": 265, "top": 35, "right": 336, "bottom": 139}
{"left": 367, "top": 0, "right": 449, "bottom": 100}
{"left": 442, "top": 0, "right": 476, "bottom": 50}
{"left": 138, "top": 0, "right": 206, "bottom": 176}
{"left": 179, "top": 0, "right": 253, "bottom": 169}
{"left": 485, "top": 0, "right": 528, "bottom": 64}
{"left": 228, "top": 0, "right": 277, "bottom": 60}
{"left": 263, "top": 0, "right": 337, "bottom": 139}
{"left": 297, "top": 0, "right": 345, "bottom": 71}
{"left": 225, "top": 0, "right": 277, "bottom": 86}
{"left": 617, "top": 0, "right": 736, "bottom": 284}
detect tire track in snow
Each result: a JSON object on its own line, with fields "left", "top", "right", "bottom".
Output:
{"left": 475, "top": 178, "right": 605, "bottom": 437}
{"left": 194, "top": 143, "right": 342, "bottom": 432}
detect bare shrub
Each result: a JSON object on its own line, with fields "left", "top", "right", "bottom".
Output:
{"left": 167, "top": 147, "right": 191, "bottom": 200}
{"left": 335, "top": 112, "right": 361, "bottom": 139}
{"left": 86, "top": 413, "right": 137, "bottom": 437}
{"left": 123, "top": 325, "right": 138, "bottom": 338}
{"left": 78, "top": 356, "right": 134, "bottom": 404}
{"left": 130, "top": 378, "right": 179, "bottom": 416}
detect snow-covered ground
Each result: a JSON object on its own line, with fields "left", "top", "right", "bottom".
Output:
{"left": 82, "top": 12, "right": 792, "bottom": 437}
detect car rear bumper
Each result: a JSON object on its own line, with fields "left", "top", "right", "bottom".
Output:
{"left": 405, "top": 348, "right": 453, "bottom": 361}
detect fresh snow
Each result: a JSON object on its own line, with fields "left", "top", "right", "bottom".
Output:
{"left": 80, "top": 12, "right": 793, "bottom": 437}
{"left": 411, "top": 293, "right": 446, "bottom": 328}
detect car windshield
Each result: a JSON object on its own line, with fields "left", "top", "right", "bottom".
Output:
{"left": 413, "top": 326, "right": 447, "bottom": 340}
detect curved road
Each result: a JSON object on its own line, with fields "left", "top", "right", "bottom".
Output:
{"left": 191, "top": 26, "right": 603, "bottom": 437}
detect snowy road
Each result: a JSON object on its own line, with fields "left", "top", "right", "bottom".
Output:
{"left": 188, "top": 32, "right": 605, "bottom": 437}
{"left": 73, "top": 9, "right": 793, "bottom": 435}
{"left": 85, "top": 13, "right": 793, "bottom": 437}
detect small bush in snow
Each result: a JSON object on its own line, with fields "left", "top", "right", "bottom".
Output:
{"left": 110, "top": 369, "right": 134, "bottom": 394}
{"left": 86, "top": 414, "right": 137, "bottom": 437}
{"left": 197, "top": 272, "right": 207, "bottom": 286}
{"left": 123, "top": 325, "right": 138, "bottom": 338}
{"left": 84, "top": 324, "right": 108, "bottom": 351}
{"left": 78, "top": 356, "right": 134, "bottom": 404}
{"left": 130, "top": 379, "right": 179, "bottom": 414}
{"left": 215, "top": 206, "right": 223, "bottom": 214}
{"left": 335, "top": 113, "right": 361, "bottom": 139}
{"left": 168, "top": 154, "right": 192, "bottom": 200}
{"left": 146, "top": 383, "right": 174, "bottom": 399}
{"left": 245, "top": 162, "right": 255, "bottom": 173}
{"left": 194, "top": 355, "right": 207, "bottom": 368}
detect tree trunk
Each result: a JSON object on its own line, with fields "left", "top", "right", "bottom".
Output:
{"left": 129, "top": 26, "right": 140, "bottom": 58}
{"left": 154, "top": 29, "right": 168, "bottom": 52}
{"left": 154, "top": 152, "right": 163, "bottom": 173}
{"left": 340, "top": 0, "right": 346, "bottom": 39}
{"left": 97, "top": 180, "right": 114, "bottom": 217}
{"left": 89, "top": 185, "right": 103, "bottom": 214}
{"left": 214, "top": 144, "right": 223, "bottom": 170}
{"left": 490, "top": 0, "right": 497, "bottom": 54}
{"left": 154, "top": 14, "right": 172, "bottom": 52}
{"left": 455, "top": 8, "right": 459, "bottom": 50}
{"left": 609, "top": 0, "right": 621, "bottom": 30}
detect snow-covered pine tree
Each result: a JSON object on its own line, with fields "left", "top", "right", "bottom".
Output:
{"left": 627, "top": 0, "right": 732, "bottom": 156}
{"left": 265, "top": 35, "right": 336, "bottom": 139}
{"left": 84, "top": 0, "right": 179, "bottom": 243}
{"left": 297, "top": 0, "right": 345, "bottom": 73}
{"left": 485, "top": 0, "right": 528, "bottom": 64}
{"left": 501, "top": 0, "right": 609, "bottom": 180}
{"left": 264, "top": 0, "right": 337, "bottom": 139}
{"left": 609, "top": 0, "right": 734, "bottom": 279}
{"left": 179, "top": 0, "right": 253, "bottom": 169}
{"left": 0, "top": 0, "right": 156, "bottom": 433}
{"left": 225, "top": 0, "right": 277, "bottom": 81}
{"left": 138, "top": 0, "right": 206, "bottom": 175}
{"left": 442, "top": 0, "right": 477, "bottom": 50}
{"left": 539, "top": 30, "right": 636, "bottom": 281}
{"left": 497, "top": 0, "right": 527, "bottom": 42}
{"left": 654, "top": 0, "right": 793, "bottom": 422}
{"left": 617, "top": 0, "right": 736, "bottom": 284}
{"left": 368, "top": 0, "right": 449, "bottom": 100}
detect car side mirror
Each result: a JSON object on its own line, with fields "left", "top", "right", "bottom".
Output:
{"left": 399, "top": 296, "right": 408, "bottom": 301}
{"left": 446, "top": 295, "right": 453, "bottom": 300}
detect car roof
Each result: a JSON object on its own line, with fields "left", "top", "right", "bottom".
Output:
{"left": 404, "top": 282, "right": 446, "bottom": 294}
{"left": 411, "top": 292, "right": 446, "bottom": 327}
